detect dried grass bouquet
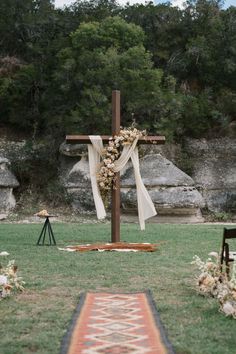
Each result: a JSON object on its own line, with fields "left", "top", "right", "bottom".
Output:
{"left": 97, "top": 126, "right": 146, "bottom": 204}
{"left": 0, "top": 259, "right": 25, "bottom": 300}
{"left": 191, "top": 253, "right": 236, "bottom": 318}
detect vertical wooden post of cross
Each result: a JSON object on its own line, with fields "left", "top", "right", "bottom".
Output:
{"left": 111, "top": 90, "right": 121, "bottom": 243}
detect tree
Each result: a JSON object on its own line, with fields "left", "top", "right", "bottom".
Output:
{"left": 0, "top": 0, "right": 77, "bottom": 136}
{"left": 0, "top": 0, "right": 235, "bottom": 140}
{"left": 54, "top": 16, "right": 181, "bottom": 137}
{"left": 69, "top": 0, "right": 121, "bottom": 22}
{"left": 122, "top": 3, "right": 184, "bottom": 69}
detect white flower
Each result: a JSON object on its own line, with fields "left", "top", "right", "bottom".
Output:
{"left": 222, "top": 301, "right": 236, "bottom": 316}
{"left": 1, "top": 287, "right": 11, "bottom": 298}
{"left": 208, "top": 252, "right": 218, "bottom": 258}
{"left": 107, "top": 163, "right": 114, "bottom": 168}
{"left": 104, "top": 158, "right": 112, "bottom": 165}
{"left": 0, "top": 275, "right": 8, "bottom": 285}
{"left": 0, "top": 252, "right": 9, "bottom": 256}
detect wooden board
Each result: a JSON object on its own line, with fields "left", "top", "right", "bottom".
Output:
{"left": 66, "top": 135, "right": 166, "bottom": 144}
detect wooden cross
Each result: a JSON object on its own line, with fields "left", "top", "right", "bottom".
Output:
{"left": 66, "top": 90, "right": 165, "bottom": 243}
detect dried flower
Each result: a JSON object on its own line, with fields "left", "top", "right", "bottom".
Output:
{"left": 97, "top": 126, "right": 146, "bottom": 205}
{"left": 0, "top": 260, "right": 25, "bottom": 300}
{"left": 0, "top": 275, "right": 7, "bottom": 286}
{"left": 192, "top": 253, "right": 236, "bottom": 319}
{"left": 221, "top": 301, "right": 236, "bottom": 318}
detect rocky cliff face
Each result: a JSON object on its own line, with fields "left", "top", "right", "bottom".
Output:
{"left": 60, "top": 142, "right": 205, "bottom": 222}
{"left": 0, "top": 157, "right": 19, "bottom": 219}
{"left": 184, "top": 138, "right": 236, "bottom": 214}
{"left": 121, "top": 154, "right": 204, "bottom": 218}
{"left": 0, "top": 135, "right": 235, "bottom": 221}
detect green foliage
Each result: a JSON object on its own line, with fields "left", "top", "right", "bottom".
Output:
{"left": 179, "top": 91, "right": 229, "bottom": 137}
{"left": 54, "top": 16, "right": 181, "bottom": 135}
{"left": 122, "top": 3, "right": 184, "bottom": 68}
{"left": 0, "top": 0, "right": 235, "bottom": 141}
{"left": 206, "top": 211, "right": 233, "bottom": 222}
{"left": 122, "top": 0, "right": 236, "bottom": 139}
{"left": 70, "top": 0, "right": 121, "bottom": 22}
{"left": 8, "top": 138, "right": 70, "bottom": 208}
{"left": 71, "top": 17, "right": 144, "bottom": 50}
{"left": 1, "top": 64, "right": 41, "bottom": 132}
{"left": 0, "top": 0, "right": 80, "bottom": 136}
{"left": 217, "top": 89, "right": 236, "bottom": 132}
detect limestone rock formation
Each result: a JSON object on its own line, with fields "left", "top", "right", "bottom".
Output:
{"left": 185, "top": 138, "right": 236, "bottom": 213}
{"left": 0, "top": 157, "right": 19, "bottom": 219}
{"left": 60, "top": 143, "right": 204, "bottom": 222}
{"left": 121, "top": 154, "right": 205, "bottom": 222}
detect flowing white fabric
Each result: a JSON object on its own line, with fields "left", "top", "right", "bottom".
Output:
{"left": 113, "top": 137, "right": 139, "bottom": 172}
{"left": 88, "top": 136, "right": 106, "bottom": 220}
{"left": 130, "top": 148, "right": 157, "bottom": 230}
{"left": 88, "top": 135, "right": 157, "bottom": 229}
{"left": 114, "top": 137, "right": 156, "bottom": 230}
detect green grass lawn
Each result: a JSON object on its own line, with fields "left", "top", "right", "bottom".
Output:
{"left": 0, "top": 222, "right": 236, "bottom": 354}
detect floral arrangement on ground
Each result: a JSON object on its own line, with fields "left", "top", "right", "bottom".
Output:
{"left": 0, "top": 254, "right": 25, "bottom": 300}
{"left": 97, "top": 126, "right": 146, "bottom": 204}
{"left": 192, "top": 253, "right": 236, "bottom": 318}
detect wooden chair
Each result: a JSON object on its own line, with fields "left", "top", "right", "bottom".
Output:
{"left": 220, "top": 227, "right": 236, "bottom": 277}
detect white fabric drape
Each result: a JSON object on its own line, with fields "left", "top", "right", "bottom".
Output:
{"left": 87, "top": 136, "right": 106, "bottom": 220}
{"left": 88, "top": 135, "right": 156, "bottom": 230}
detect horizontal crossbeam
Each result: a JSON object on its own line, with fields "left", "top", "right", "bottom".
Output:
{"left": 66, "top": 135, "right": 166, "bottom": 145}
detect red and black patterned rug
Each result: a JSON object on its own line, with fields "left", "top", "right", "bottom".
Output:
{"left": 60, "top": 292, "right": 175, "bottom": 354}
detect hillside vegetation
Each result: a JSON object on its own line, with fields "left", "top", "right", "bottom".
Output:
{"left": 0, "top": 0, "right": 235, "bottom": 141}
{"left": 0, "top": 0, "right": 235, "bottom": 209}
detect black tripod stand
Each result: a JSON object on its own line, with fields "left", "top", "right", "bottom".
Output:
{"left": 37, "top": 216, "right": 56, "bottom": 246}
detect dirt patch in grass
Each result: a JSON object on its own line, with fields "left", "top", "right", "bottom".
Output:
{"left": 17, "top": 291, "right": 42, "bottom": 303}
{"left": 17, "top": 287, "right": 75, "bottom": 315}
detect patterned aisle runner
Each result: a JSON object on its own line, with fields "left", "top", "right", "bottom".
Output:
{"left": 60, "top": 292, "right": 175, "bottom": 354}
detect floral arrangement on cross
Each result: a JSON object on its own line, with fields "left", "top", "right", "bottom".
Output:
{"left": 97, "top": 126, "right": 146, "bottom": 204}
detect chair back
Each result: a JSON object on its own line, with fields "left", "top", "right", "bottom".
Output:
{"left": 223, "top": 228, "right": 236, "bottom": 239}
{"left": 220, "top": 227, "right": 236, "bottom": 276}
